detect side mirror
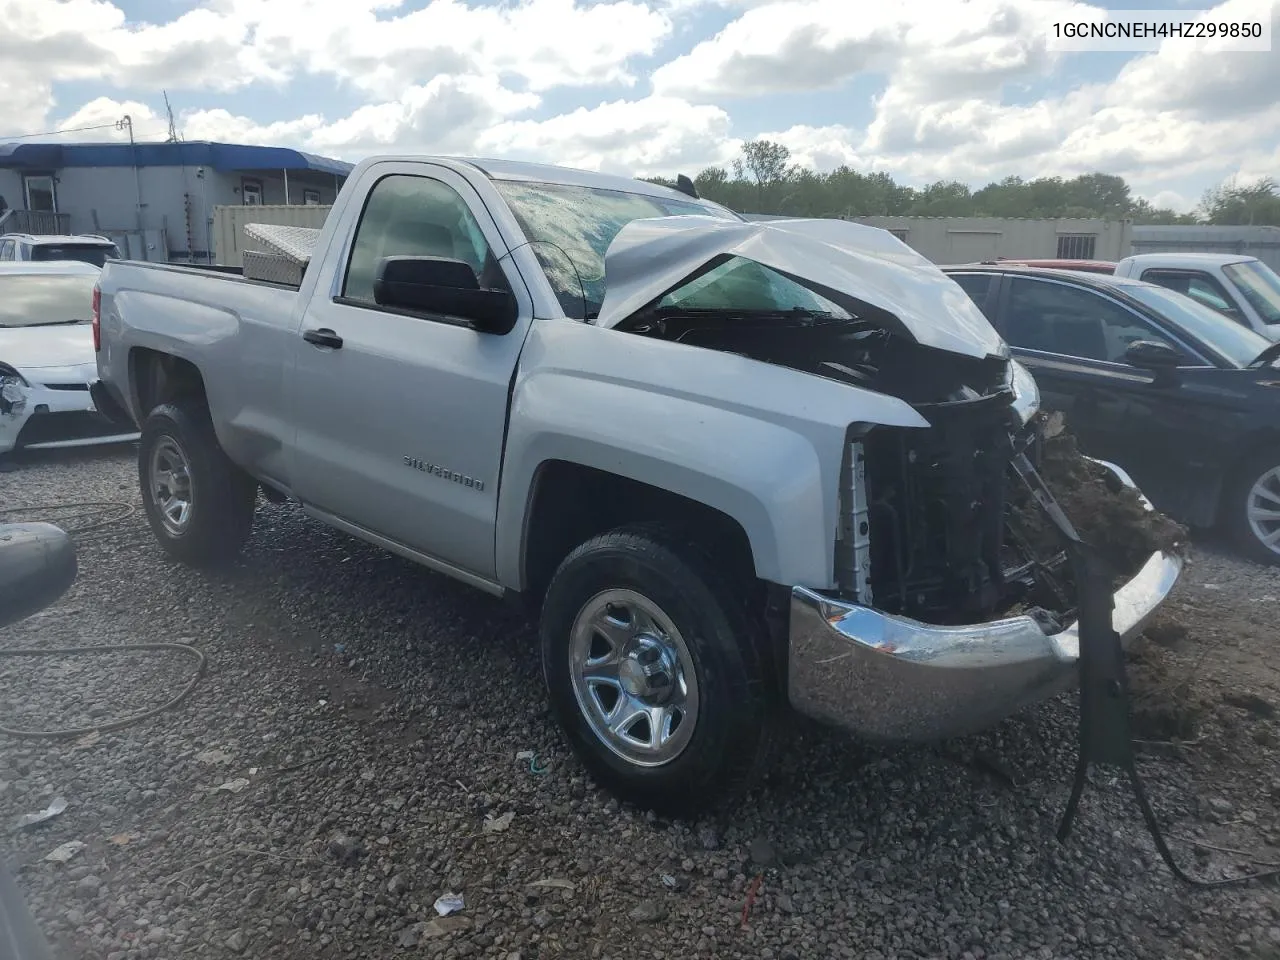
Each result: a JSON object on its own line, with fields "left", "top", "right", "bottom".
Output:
{"left": 1124, "top": 339, "right": 1182, "bottom": 370}
{"left": 374, "top": 256, "right": 517, "bottom": 334}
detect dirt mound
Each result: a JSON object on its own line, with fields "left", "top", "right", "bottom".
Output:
{"left": 1127, "top": 641, "right": 1204, "bottom": 741}
{"left": 1010, "top": 412, "right": 1188, "bottom": 580}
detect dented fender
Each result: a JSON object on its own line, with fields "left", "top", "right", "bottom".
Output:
{"left": 494, "top": 319, "right": 930, "bottom": 591}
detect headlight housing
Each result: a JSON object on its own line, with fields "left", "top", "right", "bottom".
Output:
{"left": 1009, "top": 359, "right": 1040, "bottom": 425}
{"left": 0, "top": 364, "right": 29, "bottom": 416}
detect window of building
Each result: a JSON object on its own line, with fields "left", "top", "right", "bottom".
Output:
{"left": 242, "top": 180, "right": 263, "bottom": 205}
{"left": 23, "top": 175, "right": 56, "bottom": 212}
{"left": 303, "top": 189, "right": 321, "bottom": 206}
{"left": 888, "top": 228, "right": 909, "bottom": 242}
{"left": 1055, "top": 233, "right": 1097, "bottom": 260}
{"left": 342, "top": 173, "right": 507, "bottom": 307}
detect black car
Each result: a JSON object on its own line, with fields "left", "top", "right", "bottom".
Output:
{"left": 942, "top": 264, "right": 1280, "bottom": 565}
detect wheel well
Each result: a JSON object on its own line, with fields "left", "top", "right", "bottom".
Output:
{"left": 520, "top": 461, "right": 757, "bottom": 606}
{"left": 130, "top": 348, "right": 207, "bottom": 418}
{"left": 1218, "top": 429, "right": 1280, "bottom": 522}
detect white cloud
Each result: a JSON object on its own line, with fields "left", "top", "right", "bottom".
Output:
{"left": 55, "top": 97, "right": 164, "bottom": 139}
{"left": 477, "top": 96, "right": 737, "bottom": 175}
{"left": 1147, "top": 190, "right": 1195, "bottom": 213}
{"left": 756, "top": 124, "right": 864, "bottom": 171}
{"left": 172, "top": 76, "right": 539, "bottom": 158}
{"left": 0, "top": 0, "right": 669, "bottom": 112}
{"left": 652, "top": 0, "right": 1097, "bottom": 100}
{"left": 1, "top": 0, "right": 1278, "bottom": 210}
{"left": 211, "top": 0, "right": 672, "bottom": 98}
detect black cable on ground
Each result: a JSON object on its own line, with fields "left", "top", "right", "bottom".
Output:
{"left": 0, "top": 642, "right": 206, "bottom": 740}
{"left": 0, "top": 501, "right": 136, "bottom": 541}
{"left": 1, "top": 501, "right": 205, "bottom": 740}
{"left": 1009, "top": 453, "right": 1280, "bottom": 888}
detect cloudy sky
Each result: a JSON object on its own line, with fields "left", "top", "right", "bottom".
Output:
{"left": 3, "top": 0, "right": 1276, "bottom": 212}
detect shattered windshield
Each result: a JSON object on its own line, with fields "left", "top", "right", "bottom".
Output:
{"left": 656, "top": 257, "right": 851, "bottom": 317}
{"left": 492, "top": 179, "right": 737, "bottom": 319}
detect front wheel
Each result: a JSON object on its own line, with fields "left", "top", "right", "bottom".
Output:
{"left": 138, "top": 401, "right": 258, "bottom": 567}
{"left": 539, "top": 525, "right": 777, "bottom": 817}
{"left": 1223, "top": 449, "right": 1280, "bottom": 566}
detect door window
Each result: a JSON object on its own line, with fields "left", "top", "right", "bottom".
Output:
{"left": 947, "top": 272, "right": 996, "bottom": 319}
{"left": 1004, "top": 277, "right": 1185, "bottom": 364}
{"left": 0, "top": 240, "right": 12, "bottom": 261}
{"left": 342, "top": 174, "right": 507, "bottom": 306}
{"left": 1139, "top": 269, "right": 1237, "bottom": 315}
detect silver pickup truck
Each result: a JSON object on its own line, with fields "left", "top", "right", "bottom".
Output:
{"left": 90, "top": 156, "right": 1182, "bottom": 815}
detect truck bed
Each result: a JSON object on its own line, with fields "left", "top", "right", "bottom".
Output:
{"left": 96, "top": 257, "right": 305, "bottom": 486}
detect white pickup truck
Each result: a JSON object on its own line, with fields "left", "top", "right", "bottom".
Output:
{"left": 88, "top": 156, "right": 1182, "bottom": 814}
{"left": 1113, "top": 253, "right": 1280, "bottom": 341}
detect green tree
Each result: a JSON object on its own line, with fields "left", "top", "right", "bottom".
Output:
{"left": 1199, "top": 176, "right": 1280, "bottom": 225}
{"left": 732, "top": 140, "right": 794, "bottom": 212}
{"left": 641, "top": 154, "right": 1212, "bottom": 226}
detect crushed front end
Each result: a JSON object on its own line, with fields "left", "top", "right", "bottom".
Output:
{"left": 789, "top": 353, "right": 1184, "bottom": 742}
{"left": 589, "top": 211, "right": 1184, "bottom": 742}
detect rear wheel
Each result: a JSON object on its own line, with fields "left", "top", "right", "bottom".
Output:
{"left": 138, "top": 401, "right": 258, "bottom": 567}
{"left": 539, "top": 525, "right": 777, "bottom": 817}
{"left": 1223, "top": 449, "right": 1280, "bottom": 566}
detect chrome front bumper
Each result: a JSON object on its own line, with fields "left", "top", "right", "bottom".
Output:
{"left": 786, "top": 460, "right": 1184, "bottom": 742}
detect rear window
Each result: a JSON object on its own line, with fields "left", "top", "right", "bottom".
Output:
{"left": 30, "top": 244, "right": 118, "bottom": 268}
{"left": 0, "top": 274, "right": 99, "bottom": 327}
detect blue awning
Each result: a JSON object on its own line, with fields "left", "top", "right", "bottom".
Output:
{"left": 0, "top": 140, "right": 353, "bottom": 176}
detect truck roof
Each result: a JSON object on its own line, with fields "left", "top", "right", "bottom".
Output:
{"left": 1122, "top": 251, "right": 1255, "bottom": 266}
{"left": 358, "top": 155, "right": 725, "bottom": 209}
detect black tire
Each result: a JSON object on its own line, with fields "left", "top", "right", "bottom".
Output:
{"left": 539, "top": 524, "right": 778, "bottom": 818}
{"left": 1222, "top": 448, "right": 1280, "bottom": 566}
{"left": 138, "top": 400, "right": 258, "bottom": 567}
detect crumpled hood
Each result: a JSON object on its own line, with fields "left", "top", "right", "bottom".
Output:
{"left": 594, "top": 216, "right": 1007, "bottom": 361}
{"left": 0, "top": 324, "right": 94, "bottom": 371}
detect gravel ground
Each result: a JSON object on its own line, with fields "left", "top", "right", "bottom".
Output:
{"left": 3, "top": 444, "right": 1280, "bottom": 960}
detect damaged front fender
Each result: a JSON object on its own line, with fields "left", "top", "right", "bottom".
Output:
{"left": 0, "top": 367, "right": 30, "bottom": 454}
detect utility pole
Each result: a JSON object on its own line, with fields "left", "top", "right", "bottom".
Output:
{"left": 116, "top": 114, "right": 143, "bottom": 233}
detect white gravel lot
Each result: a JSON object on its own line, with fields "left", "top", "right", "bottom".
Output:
{"left": 2, "top": 444, "right": 1279, "bottom": 960}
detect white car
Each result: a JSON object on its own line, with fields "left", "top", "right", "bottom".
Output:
{"left": 0, "top": 261, "right": 139, "bottom": 459}
{"left": 0, "top": 233, "right": 121, "bottom": 268}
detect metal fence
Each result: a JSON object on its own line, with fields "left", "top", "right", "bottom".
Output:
{"left": 0, "top": 209, "right": 72, "bottom": 236}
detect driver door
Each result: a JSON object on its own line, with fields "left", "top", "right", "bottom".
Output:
{"left": 288, "top": 163, "right": 534, "bottom": 584}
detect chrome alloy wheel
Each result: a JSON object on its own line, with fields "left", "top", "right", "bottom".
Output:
{"left": 149, "top": 435, "right": 194, "bottom": 536}
{"left": 568, "top": 588, "right": 700, "bottom": 767}
{"left": 1246, "top": 465, "right": 1280, "bottom": 559}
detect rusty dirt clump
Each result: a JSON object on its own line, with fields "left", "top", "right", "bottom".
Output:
{"left": 1009, "top": 412, "right": 1188, "bottom": 580}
